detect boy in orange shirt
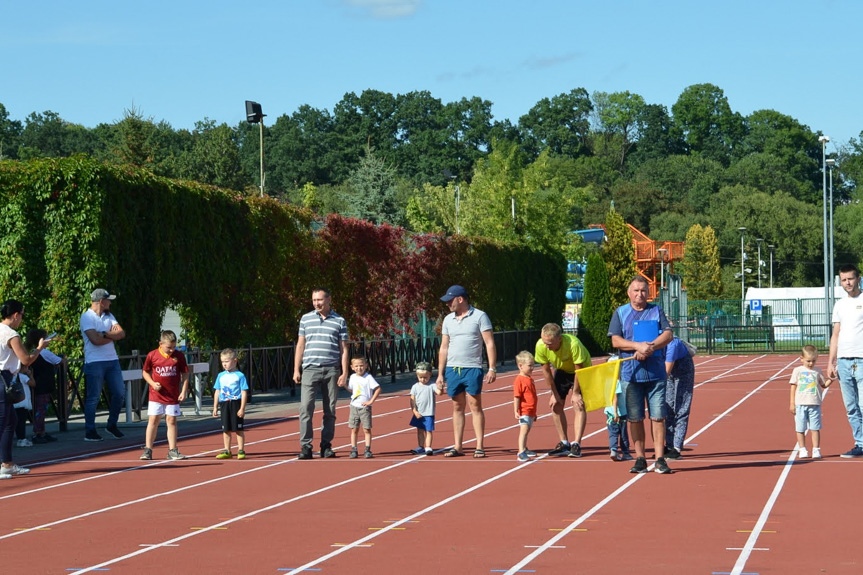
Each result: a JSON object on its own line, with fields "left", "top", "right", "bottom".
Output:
{"left": 513, "top": 350, "right": 539, "bottom": 462}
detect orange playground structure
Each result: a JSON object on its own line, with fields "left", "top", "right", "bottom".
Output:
{"left": 589, "top": 224, "right": 684, "bottom": 301}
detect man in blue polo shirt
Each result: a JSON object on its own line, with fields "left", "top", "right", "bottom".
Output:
{"left": 608, "top": 276, "right": 673, "bottom": 474}
{"left": 293, "top": 287, "right": 349, "bottom": 460}
{"left": 437, "top": 285, "right": 497, "bottom": 458}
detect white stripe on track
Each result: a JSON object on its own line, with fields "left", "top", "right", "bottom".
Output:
{"left": 501, "top": 356, "right": 797, "bottom": 575}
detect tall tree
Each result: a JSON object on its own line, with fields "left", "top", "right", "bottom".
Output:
{"left": 0, "top": 103, "right": 23, "bottom": 160}
{"left": 681, "top": 224, "right": 722, "bottom": 300}
{"left": 179, "top": 119, "right": 245, "bottom": 190}
{"left": 518, "top": 88, "right": 592, "bottom": 160}
{"left": 591, "top": 90, "right": 646, "bottom": 172}
{"left": 602, "top": 207, "right": 636, "bottom": 310}
{"left": 345, "top": 149, "right": 403, "bottom": 225}
{"left": 671, "top": 83, "right": 745, "bottom": 165}
{"left": 580, "top": 251, "right": 613, "bottom": 355}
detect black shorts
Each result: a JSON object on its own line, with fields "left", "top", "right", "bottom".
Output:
{"left": 553, "top": 369, "right": 576, "bottom": 400}
{"left": 219, "top": 399, "right": 244, "bottom": 432}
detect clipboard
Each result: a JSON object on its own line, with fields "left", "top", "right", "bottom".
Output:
{"left": 633, "top": 320, "right": 662, "bottom": 358}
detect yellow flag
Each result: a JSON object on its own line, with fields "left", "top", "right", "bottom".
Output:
{"left": 575, "top": 360, "right": 624, "bottom": 412}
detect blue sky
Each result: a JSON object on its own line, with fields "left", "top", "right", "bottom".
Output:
{"left": 3, "top": 0, "right": 861, "bottom": 153}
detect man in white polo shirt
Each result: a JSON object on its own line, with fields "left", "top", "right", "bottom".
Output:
{"left": 828, "top": 264, "right": 863, "bottom": 458}
{"left": 80, "top": 289, "right": 126, "bottom": 441}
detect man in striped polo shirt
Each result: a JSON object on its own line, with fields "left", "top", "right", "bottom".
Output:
{"left": 293, "top": 287, "right": 350, "bottom": 459}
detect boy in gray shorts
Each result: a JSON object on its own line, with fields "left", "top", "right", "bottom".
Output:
{"left": 340, "top": 357, "right": 381, "bottom": 459}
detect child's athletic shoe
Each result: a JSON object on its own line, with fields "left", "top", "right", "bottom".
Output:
{"left": 567, "top": 443, "right": 582, "bottom": 458}
{"left": 167, "top": 448, "right": 186, "bottom": 460}
{"left": 140, "top": 448, "right": 153, "bottom": 460}
{"left": 812, "top": 447, "right": 821, "bottom": 459}
{"left": 549, "top": 441, "right": 571, "bottom": 456}
{"left": 424, "top": 448, "right": 434, "bottom": 456}
{"left": 524, "top": 449, "right": 537, "bottom": 457}
{"left": 364, "top": 449, "right": 374, "bottom": 459}
{"left": 16, "top": 438, "right": 32, "bottom": 447}
{"left": 350, "top": 448, "right": 358, "bottom": 459}
{"left": 215, "top": 450, "right": 232, "bottom": 459}
{"left": 517, "top": 451, "right": 530, "bottom": 462}
{"left": 610, "top": 449, "right": 619, "bottom": 461}
{"left": 410, "top": 446, "right": 425, "bottom": 455}
{"left": 618, "top": 451, "right": 634, "bottom": 461}
{"left": 237, "top": 450, "right": 246, "bottom": 460}
{"left": 798, "top": 447, "right": 809, "bottom": 458}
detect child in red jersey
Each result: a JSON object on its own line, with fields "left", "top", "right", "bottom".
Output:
{"left": 140, "top": 331, "right": 189, "bottom": 461}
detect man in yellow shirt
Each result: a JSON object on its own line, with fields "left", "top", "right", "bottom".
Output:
{"left": 534, "top": 323, "right": 592, "bottom": 457}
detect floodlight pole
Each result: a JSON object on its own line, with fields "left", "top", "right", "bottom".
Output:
{"left": 768, "top": 244, "right": 775, "bottom": 288}
{"left": 819, "top": 135, "right": 830, "bottom": 327}
{"left": 259, "top": 119, "right": 265, "bottom": 197}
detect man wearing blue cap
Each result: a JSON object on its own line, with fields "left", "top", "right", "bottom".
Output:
{"left": 437, "top": 285, "right": 497, "bottom": 458}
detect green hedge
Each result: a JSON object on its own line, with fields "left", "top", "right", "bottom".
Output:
{"left": 0, "top": 157, "right": 566, "bottom": 353}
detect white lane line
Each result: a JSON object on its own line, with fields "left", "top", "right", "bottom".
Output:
{"left": 0, "top": 379, "right": 526, "bottom": 537}
{"left": 727, "top": 383, "right": 833, "bottom": 575}
{"left": 501, "top": 357, "right": 796, "bottom": 575}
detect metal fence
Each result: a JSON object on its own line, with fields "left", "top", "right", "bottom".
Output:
{"left": 52, "top": 329, "right": 541, "bottom": 430}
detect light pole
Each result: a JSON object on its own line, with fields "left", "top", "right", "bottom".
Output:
{"left": 738, "top": 227, "right": 746, "bottom": 301}
{"left": 245, "top": 101, "right": 266, "bottom": 197}
{"left": 657, "top": 248, "right": 667, "bottom": 291}
{"left": 756, "top": 238, "right": 763, "bottom": 288}
{"left": 768, "top": 244, "right": 775, "bottom": 288}
{"left": 819, "top": 135, "right": 830, "bottom": 323}
{"left": 827, "top": 158, "right": 836, "bottom": 310}
{"left": 443, "top": 170, "right": 460, "bottom": 234}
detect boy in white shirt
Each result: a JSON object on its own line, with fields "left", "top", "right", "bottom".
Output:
{"left": 340, "top": 357, "right": 381, "bottom": 459}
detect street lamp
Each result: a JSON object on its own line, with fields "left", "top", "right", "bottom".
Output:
{"left": 738, "top": 227, "right": 746, "bottom": 302}
{"left": 245, "top": 100, "right": 266, "bottom": 197}
{"left": 768, "top": 244, "right": 775, "bottom": 288}
{"left": 827, "top": 158, "right": 836, "bottom": 309}
{"left": 819, "top": 135, "right": 830, "bottom": 325}
{"left": 442, "top": 170, "right": 460, "bottom": 234}
{"left": 756, "top": 238, "right": 763, "bottom": 288}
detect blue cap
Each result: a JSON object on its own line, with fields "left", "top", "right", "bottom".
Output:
{"left": 440, "top": 285, "right": 467, "bottom": 302}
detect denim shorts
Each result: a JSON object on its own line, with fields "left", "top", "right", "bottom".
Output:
{"left": 625, "top": 379, "right": 667, "bottom": 422}
{"left": 445, "top": 367, "right": 483, "bottom": 397}
{"left": 795, "top": 404, "right": 822, "bottom": 433}
{"left": 518, "top": 415, "right": 536, "bottom": 429}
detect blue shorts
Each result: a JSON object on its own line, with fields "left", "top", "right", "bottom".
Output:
{"left": 409, "top": 415, "right": 435, "bottom": 432}
{"left": 518, "top": 415, "right": 535, "bottom": 429}
{"left": 625, "top": 379, "right": 667, "bottom": 422}
{"left": 795, "top": 404, "right": 822, "bottom": 433}
{"left": 445, "top": 367, "right": 483, "bottom": 398}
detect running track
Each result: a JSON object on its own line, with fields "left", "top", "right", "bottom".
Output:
{"left": 1, "top": 354, "right": 860, "bottom": 574}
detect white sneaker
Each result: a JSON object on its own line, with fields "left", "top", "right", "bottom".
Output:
{"left": 16, "top": 438, "right": 32, "bottom": 447}
{"left": 812, "top": 447, "right": 822, "bottom": 459}
{"left": 798, "top": 447, "right": 809, "bottom": 458}
{"left": 0, "top": 464, "right": 30, "bottom": 477}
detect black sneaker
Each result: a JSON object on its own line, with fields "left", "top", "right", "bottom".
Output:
{"left": 549, "top": 441, "right": 571, "bottom": 456}
{"left": 84, "top": 430, "right": 103, "bottom": 442}
{"left": 298, "top": 447, "right": 313, "bottom": 460}
{"left": 321, "top": 446, "right": 336, "bottom": 458}
{"left": 629, "top": 456, "right": 648, "bottom": 473}
{"left": 655, "top": 457, "right": 672, "bottom": 474}
{"left": 105, "top": 426, "right": 125, "bottom": 439}
{"left": 840, "top": 446, "right": 863, "bottom": 458}
{"left": 567, "top": 443, "right": 582, "bottom": 458}
{"left": 665, "top": 447, "right": 682, "bottom": 460}
{"left": 31, "top": 435, "right": 49, "bottom": 444}
{"left": 44, "top": 433, "right": 58, "bottom": 442}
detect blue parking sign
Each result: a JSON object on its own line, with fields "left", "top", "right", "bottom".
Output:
{"left": 750, "top": 299, "right": 762, "bottom": 311}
